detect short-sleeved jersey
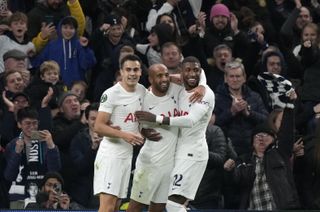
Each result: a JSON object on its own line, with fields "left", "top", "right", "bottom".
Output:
{"left": 176, "top": 85, "right": 215, "bottom": 161}
{"left": 98, "top": 82, "right": 146, "bottom": 158}
{"left": 137, "top": 83, "right": 182, "bottom": 166}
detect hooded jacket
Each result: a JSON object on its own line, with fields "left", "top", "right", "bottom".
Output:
{"left": 31, "top": 16, "right": 96, "bottom": 87}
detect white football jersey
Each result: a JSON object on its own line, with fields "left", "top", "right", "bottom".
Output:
{"left": 98, "top": 83, "right": 146, "bottom": 158}
{"left": 175, "top": 85, "right": 215, "bottom": 161}
{"left": 137, "top": 83, "right": 182, "bottom": 166}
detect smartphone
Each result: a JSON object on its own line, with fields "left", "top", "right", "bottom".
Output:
{"left": 0, "top": 0, "right": 7, "bottom": 13}
{"left": 44, "top": 15, "right": 54, "bottom": 25}
{"left": 53, "top": 183, "right": 62, "bottom": 195}
{"left": 30, "top": 131, "right": 41, "bottom": 140}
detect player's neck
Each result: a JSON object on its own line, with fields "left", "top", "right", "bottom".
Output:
{"left": 120, "top": 82, "right": 136, "bottom": 92}
{"left": 151, "top": 87, "right": 166, "bottom": 97}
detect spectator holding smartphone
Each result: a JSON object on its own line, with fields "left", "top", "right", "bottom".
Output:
{"left": 26, "top": 172, "right": 84, "bottom": 209}
{"left": 4, "top": 107, "right": 61, "bottom": 209}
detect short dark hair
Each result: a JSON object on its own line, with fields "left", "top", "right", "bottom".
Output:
{"left": 17, "top": 107, "right": 39, "bottom": 123}
{"left": 40, "top": 172, "right": 64, "bottom": 189}
{"left": 84, "top": 102, "right": 99, "bottom": 119}
{"left": 119, "top": 54, "right": 142, "bottom": 69}
{"left": 160, "top": 42, "right": 181, "bottom": 55}
{"left": 182, "top": 56, "right": 200, "bottom": 65}
{"left": 60, "top": 16, "right": 78, "bottom": 29}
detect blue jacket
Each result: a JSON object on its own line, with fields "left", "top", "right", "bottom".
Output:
{"left": 31, "top": 16, "right": 96, "bottom": 87}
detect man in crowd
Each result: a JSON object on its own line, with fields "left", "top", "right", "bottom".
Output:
{"left": 69, "top": 102, "right": 101, "bottom": 208}
{"left": 52, "top": 92, "right": 86, "bottom": 194}
{"left": 215, "top": 60, "right": 268, "bottom": 155}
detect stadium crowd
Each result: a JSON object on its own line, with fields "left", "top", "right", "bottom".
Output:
{"left": 0, "top": 0, "right": 320, "bottom": 210}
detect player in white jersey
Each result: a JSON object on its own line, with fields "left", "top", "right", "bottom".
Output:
{"left": 135, "top": 56, "right": 215, "bottom": 212}
{"left": 127, "top": 63, "right": 206, "bottom": 212}
{"left": 94, "top": 54, "right": 146, "bottom": 212}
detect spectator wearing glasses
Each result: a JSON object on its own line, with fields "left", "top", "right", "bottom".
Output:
{"left": 4, "top": 107, "right": 60, "bottom": 209}
{"left": 233, "top": 107, "right": 300, "bottom": 210}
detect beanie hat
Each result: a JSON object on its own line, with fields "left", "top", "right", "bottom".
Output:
{"left": 104, "top": 14, "right": 121, "bottom": 26}
{"left": 58, "top": 91, "right": 78, "bottom": 107}
{"left": 210, "top": 3, "right": 230, "bottom": 21}
{"left": 252, "top": 122, "right": 276, "bottom": 140}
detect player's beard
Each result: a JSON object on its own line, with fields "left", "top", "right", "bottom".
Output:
{"left": 155, "top": 81, "right": 169, "bottom": 93}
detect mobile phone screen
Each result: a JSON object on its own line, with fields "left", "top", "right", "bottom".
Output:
{"left": 30, "top": 131, "right": 41, "bottom": 140}
{"left": 44, "top": 15, "right": 54, "bottom": 25}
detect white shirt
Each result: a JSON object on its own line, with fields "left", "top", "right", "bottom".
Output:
{"left": 173, "top": 85, "right": 215, "bottom": 161}
{"left": 98, "top": 82, "right": 146, "bottom": 158}
{"left": 137, "top": 83, "right": 182, "bottom": 166}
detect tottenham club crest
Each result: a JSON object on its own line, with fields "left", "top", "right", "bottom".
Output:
{"left": 100, "top": 94, "right": 108, "bottom": 103}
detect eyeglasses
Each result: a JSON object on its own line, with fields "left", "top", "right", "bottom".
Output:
{"left": 254, "top": 133, "right": 270, "bottom": 139}
{"left": 21, "top": 120, "right": 39, "bottom": 127}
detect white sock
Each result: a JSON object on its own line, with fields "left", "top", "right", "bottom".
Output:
{"left": 166, "top": 200, "right": 187, "bottom": 212}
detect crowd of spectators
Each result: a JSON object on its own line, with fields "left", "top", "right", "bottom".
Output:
{"left": 0, "top": 0, "right": 320, "bottom": 210}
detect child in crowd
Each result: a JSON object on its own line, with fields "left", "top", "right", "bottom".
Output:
{"left": 0, "top": 11, "right": 35, "bottom": 72}
{"left": 70, "top": 80, "right": 90, "bottom": 113}
{"left": 70, "top": 80, "right": 87, "bottom": 103}
{"left": 25, "top": 60, "right": 66, "bottom": 112}
{"left": 31, "top": 16, "right": 96, "bottom": 87}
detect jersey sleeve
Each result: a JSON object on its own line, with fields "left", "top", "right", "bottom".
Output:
{"left": 98, "top": 90, "right": 114, "bottom": 114}
{"left": 170, "top": 90, "right": 215, "bottom": 128}
{"left": 199, "top": 68, "right": 207, "bottom": 86}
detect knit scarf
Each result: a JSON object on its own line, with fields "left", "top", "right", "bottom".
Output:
{"left": 257, "top": 72, "right": 294, "bottom": 109}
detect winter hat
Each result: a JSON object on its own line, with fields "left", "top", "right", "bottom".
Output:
{"left": 58, "top": 91, "right": 78, "bottom": 107}
{"left": 210, "top": 3, "right": 230, "bottom": 21}
{"left": 104, "top": 14, "right": 121, "bottom": 26}
{"left": 252, "top": 122, "right": 276, "bottom": 140}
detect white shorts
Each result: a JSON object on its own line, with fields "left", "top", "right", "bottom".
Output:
{"left": 168, "top": 159, "right": 207, "bottom": 200}
{"left": 130, "top": 162, "right": 174, "bottom": 204}
{"left": 93, "top": 153, "right": 132, "bottom": 199}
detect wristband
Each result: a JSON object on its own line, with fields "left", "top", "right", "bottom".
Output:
{"left": 156, "top": 115, "right": 164, "bottom": 124}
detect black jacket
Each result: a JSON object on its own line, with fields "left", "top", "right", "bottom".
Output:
{"left": 52, "top": 113, "right": 86, "bottom": 193}
{"left": 68, "top": 128, "right": 98, "bottom": 208}
{"left": 234, "top": 108, "right": 300, "bottom": 209}
{"left": 192, "top": 125, "right": 227, "bottom": 208}
{"left": 215, "top": 84, "right": 268, "bottom": 155}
